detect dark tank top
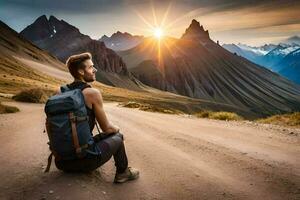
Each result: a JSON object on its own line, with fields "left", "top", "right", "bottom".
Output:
{"left": 66, "top": 81, "right": 96, "bottom": 132}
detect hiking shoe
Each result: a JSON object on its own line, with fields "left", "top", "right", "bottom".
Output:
{"left": 114, "top": 167, "right": 139, "bottom": 183}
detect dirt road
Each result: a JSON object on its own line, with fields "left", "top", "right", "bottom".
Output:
{"left": 0, "top": 102, "right": 299, "bottom": 200}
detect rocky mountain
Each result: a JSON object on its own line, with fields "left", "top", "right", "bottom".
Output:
{"left": 119, "top": 19, "right": 300, "bottom": 117}
{"left": 20, "top": 15, "right": 143, "bottom": 90}
{"left": 99, "top": 31, "right": 143, "bottom": 51}
{"left": 0, "top": 19, "right": 67, "bottom": 93}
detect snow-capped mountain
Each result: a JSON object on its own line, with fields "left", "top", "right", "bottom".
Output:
{"left": 259, "top": 44, "right": 300, "bottom": 69}
{"left": 223, "top": 39, "right": 300, "bottom": 66}
{"left": 268, "top": 44, "right": 300, "bottom": 56}
{"left": 222, "top": 43, "right": 277, "bottom": 64}
{"left": 236, "top": 43, "right": 272, "bottom": 56}
{"left": 275, "top": 48, "right": 300, "bottom": 84}
{"left": 223, "top": 41, "right": 300, "bottom": 84}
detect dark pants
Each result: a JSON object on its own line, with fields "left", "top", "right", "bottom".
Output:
{"left": 55, "top": 132, "right": 128, "bottom": 173}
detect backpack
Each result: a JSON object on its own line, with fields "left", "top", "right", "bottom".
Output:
{"left": 43, "top": 84, "right": 100, "bottom": 172}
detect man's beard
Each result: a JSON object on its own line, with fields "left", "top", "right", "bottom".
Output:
{"left": 83, "top": 75, "right": 95, "bottom": 83}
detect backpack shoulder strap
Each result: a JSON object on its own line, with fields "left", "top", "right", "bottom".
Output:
{"left": 64, "top": 81, "right": 91, "bottom": 92}
{"left": 78, "top": 83, "right": 91, "bottom": 91}
{"left": 60, "top": 85, "right": 70, "bottom": 93}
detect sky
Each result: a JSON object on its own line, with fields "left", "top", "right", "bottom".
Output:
{"left": 0, "top": 0, "right": 300, "bottom": 46}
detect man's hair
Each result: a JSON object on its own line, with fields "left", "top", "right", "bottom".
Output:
{"left": 66, "top": 52, "right": 92, "bottom": 79}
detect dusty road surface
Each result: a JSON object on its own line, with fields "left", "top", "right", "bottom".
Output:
{"left": 0, "top": 101, "right": 299, "bottom": 200}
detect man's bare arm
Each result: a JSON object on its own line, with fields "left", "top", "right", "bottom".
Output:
{"left": 90, "top": 89, "right": 119, "bottom": 134}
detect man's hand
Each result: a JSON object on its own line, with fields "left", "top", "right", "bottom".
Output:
{"left": 106, "top": 125, "right": 120, "bottom": 134}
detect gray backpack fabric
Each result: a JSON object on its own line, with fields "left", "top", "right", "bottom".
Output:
{"left": 44, "top": 85, "right": 100, "bottom": 172}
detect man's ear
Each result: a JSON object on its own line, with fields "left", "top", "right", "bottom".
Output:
{"left": 78, "top": 69, "right": 84, "bottom": 76}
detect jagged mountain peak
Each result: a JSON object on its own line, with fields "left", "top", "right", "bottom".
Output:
{"left": 100, "top": 34, "right": 109, "bottom": 40}
{"left": 99, "top": 31, "right": 144, "bottom": 51}
{"left": 190, "top": 19, "right": 204, "bottom": 30}
{"left": 181, "top": 19, "right": 210, "bottom": 40}
{"left": 34, "top": 15, "right": 48, "bottom": 23}
{"left": 20, "top": 15, "right": 81, "bottom": 42}
{"left": 111, "top": 31, "right": 133, "bottom": 39}
{"left": 48, "top": 15, "right": 60, "bottom": 24}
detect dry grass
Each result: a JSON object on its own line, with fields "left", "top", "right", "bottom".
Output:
{"left": 256, "top": 112, "right": 300, "bottom": 127}
{"left": 119, "top": 101, "right": 183, "bottom": 114}
{"left": 195, "top": 111, "right": 243, "bottom": 121}
{"left": 120, "top": 101, "right": 141, "bottom": 108}
{"left": 0, "top": 102, "right": 19, "bottom": 114}
{"left": 0, "top": 56, "right": 64, "bottom": 95}
{"left": 12, "top": 88, "right": 55, "bottom": 103}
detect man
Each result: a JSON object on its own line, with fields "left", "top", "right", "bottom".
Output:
{"left": 55, "top": 52, "right": 139, "bottom": 183}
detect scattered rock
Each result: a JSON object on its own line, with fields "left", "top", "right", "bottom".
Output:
{"left": 40, "top": 196, "right": 46, "bottom": 200}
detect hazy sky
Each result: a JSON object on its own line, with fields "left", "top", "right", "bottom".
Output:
{"left": 0, "top": 0, "right": 299, "bottom": 46}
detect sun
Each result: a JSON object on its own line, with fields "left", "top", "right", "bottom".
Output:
{"left": 154, "top": 28, "right": 163, "bottom": 39}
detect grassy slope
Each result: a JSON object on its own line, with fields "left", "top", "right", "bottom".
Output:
{"left": 0, "top": 54, "right": 63, "bottom": 94}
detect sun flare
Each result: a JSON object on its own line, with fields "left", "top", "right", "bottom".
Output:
{"left": 154, "top": 28, "right": 163, "bottom": 39}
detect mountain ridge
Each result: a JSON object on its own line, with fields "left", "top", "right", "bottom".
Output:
{"left": 119, "top": 19, "right": 300, "bottom": 117}
{"left": 20, "top": 15, "right": 145, "bottom": 91}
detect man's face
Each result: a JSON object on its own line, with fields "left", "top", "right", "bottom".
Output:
{"left": 81, "top": 59, "right": 97, "bottom": 82}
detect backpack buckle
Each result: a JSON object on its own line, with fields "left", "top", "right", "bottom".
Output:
{"left": 69, "top": 113, "right": 88, "bottom": 123}
{"left": 76, "top": 147, "right": 82, "bottom": 154}
{"left": 69, "top": 112, "right": 76, "bottom": 122}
